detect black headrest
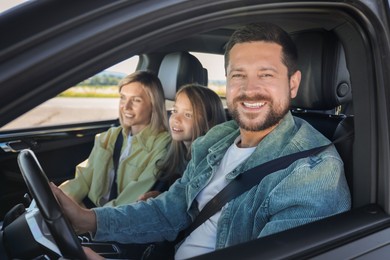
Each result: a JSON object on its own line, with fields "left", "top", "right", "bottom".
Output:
{"left": 291, "top": 30, "right": 352, "bottom": 110}
{"left": 158, "top": 51, "right": 208, "bottom": 100}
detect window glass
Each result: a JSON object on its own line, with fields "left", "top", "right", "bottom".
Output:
{"left": 0, "top": 56, "right": 139, "bottom": 131}
{"left": 190, "top": 52, "right": 226, "bottom": 97}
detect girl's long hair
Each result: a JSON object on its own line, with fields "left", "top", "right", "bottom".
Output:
{"left": 156, "top": 84, "right": 226, "bottom": 184}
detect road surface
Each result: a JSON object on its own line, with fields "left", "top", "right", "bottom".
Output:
{"left": 2, "top": 97, "right": 119, "bottom": 130}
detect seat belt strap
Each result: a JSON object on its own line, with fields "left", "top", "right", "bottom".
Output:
{"left": 108, "top": 131, "right": 124, "bottom": 201}
{"left": 184, "top": 130, "right": 353, "bottom": 236}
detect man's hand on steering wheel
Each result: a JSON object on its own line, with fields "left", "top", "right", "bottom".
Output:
{"left": 50, "top": 183, "right": 97, "bottom": 235}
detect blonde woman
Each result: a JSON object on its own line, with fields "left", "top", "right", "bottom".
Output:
{"left": 60, "top": 70, "right": 170, "bottom": 207}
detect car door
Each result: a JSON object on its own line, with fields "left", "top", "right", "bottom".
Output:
{"left": 0, "top": 98, "right": 120, "bottom": 220}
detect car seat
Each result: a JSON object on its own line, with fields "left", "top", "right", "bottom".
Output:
{"left": 291, "top": 30, "right": 355, "bottom": 196}
{"left": 158, "top": 51, "right": 208, "bottom": 100}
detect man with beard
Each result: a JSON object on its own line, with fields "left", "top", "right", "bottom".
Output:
{"left": 51, "top": 22, "right": 351, "bottom": 259}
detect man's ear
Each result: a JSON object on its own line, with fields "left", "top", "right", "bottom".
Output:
{"left": 289, "top": 70, "right": 301, "bottom": 98}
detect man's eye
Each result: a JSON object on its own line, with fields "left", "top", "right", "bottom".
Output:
{"left": 170, "top": 109, "right": 177, "bottom": 114}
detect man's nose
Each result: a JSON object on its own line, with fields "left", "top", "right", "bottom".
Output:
{"left": 243, "top": 74, "right": 260, "bottom": 92}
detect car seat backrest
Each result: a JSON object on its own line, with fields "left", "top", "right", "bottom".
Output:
{"left": 158, "top": 51, "right": 208, "bottom": 100}
{"left": 332, "top": 116, "right": 354, "bottom": 189}
{"left": 291, "top": 30, "right": 352, "bottom": 111}
{"left": 291, "top": 30, "right": 355, "bottom": 196}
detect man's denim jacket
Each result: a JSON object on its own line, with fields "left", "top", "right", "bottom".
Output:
{"left": 94, "top": 112, "right": 351, "bottom": 250}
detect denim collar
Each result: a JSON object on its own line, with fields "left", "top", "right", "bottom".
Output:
{"left": 207, "top": 112, "right": 296, "bottom": 179}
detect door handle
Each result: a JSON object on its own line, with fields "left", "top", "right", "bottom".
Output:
{"left": 0, "top": 140, "right": 31, "bottom": 152}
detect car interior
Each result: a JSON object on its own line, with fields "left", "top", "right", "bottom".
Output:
{"left": 77, "top": 28, "right": 357, "bottom": 258}
{"left": 1, "top": 1, "right": 389, "bottom": 259}
{"left": 0, "top": 26, "right": 367, "bottom": 259}
{"left": 149, "top": 29, "right": 355, "bottom": 194}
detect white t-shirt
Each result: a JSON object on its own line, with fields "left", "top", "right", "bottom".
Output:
{"left": 175, "top": 137, "right": 256, "bottom": 259}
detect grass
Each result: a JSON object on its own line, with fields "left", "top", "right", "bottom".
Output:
{"left": 59, "top": 84, "right": 226, "bottom": 98}
{"left": 209, "top": 84, "right": 226, "bottom": 97}
{"left": 59, "top": 86, "right": 119, "bottom": 98}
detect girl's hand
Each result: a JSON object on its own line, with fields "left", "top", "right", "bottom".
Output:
{"left": 137, "top": 190, "right": 161, "bottom": 201}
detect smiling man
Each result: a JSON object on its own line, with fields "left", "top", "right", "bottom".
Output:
{"left": 52, "top": 23, "right": 351, "bottom": 259}
{"left": 226, "top": 40, "right": 300, "bottom": 145}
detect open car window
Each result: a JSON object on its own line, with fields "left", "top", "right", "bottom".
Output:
{"left": 0, "top": 56, "right": 139, "bottom": 131}
{"left": 0, "top": 53, "right": 227, "bottom": 131}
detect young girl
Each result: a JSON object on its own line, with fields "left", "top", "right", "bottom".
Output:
{"left": 138, "top": 84, "right": 226, "bottom": 200}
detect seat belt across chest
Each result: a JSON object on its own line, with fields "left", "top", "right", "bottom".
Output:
{"left": 184, "top": 130, "right": 353, "bottom": 236}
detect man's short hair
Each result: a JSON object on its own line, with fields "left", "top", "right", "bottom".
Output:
{"left": 224, "top": 22, "right": 298, "bottom": 77}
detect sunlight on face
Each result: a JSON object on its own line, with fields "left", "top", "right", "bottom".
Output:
{"left": 119, "top": 82, "right": 152, "bottom": 135}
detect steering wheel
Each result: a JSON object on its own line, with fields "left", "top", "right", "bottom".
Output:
{"left": 17, "top": 149, "right": 86, "bottom": 259}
